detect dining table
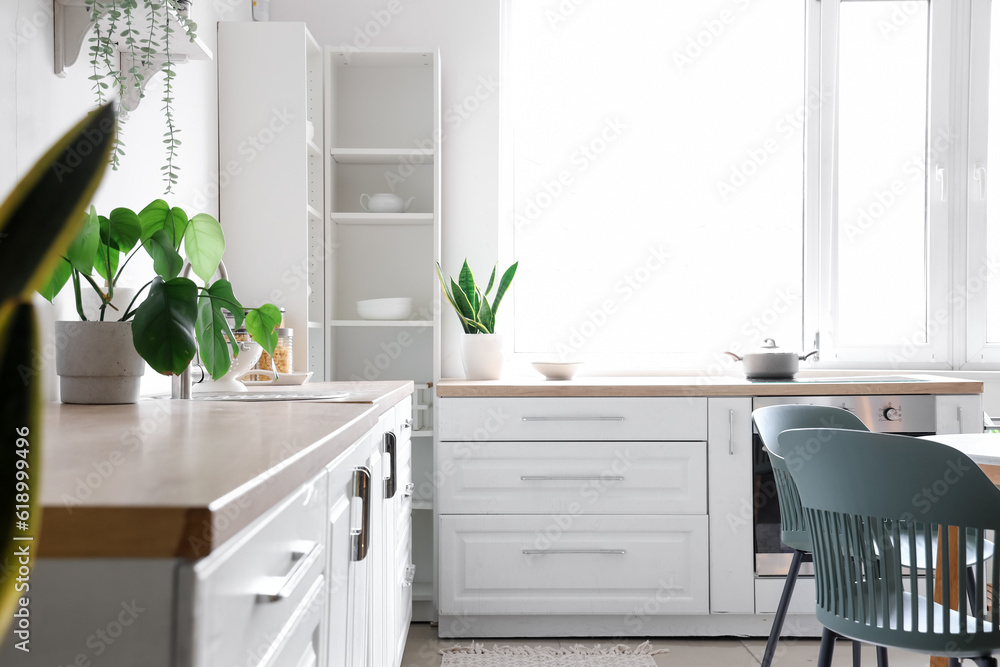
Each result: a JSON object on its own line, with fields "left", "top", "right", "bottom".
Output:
{"left": 921, "top": 433, "right": 1000, "bottom": 667}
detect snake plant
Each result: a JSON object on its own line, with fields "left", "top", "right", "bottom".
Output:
{"left": 436, "top": 260, "right": 517, "bottom": 334}
{"left": 0, "top": 103, "right": 117, "bottom": 638}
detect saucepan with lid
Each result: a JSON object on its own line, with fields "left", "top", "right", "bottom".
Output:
{"left": 724, "top": 338, "right": 818, "bottom": 379}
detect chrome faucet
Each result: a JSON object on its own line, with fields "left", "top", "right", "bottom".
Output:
{"left": 171, "top": 260, "right": 229, "bottom": 399}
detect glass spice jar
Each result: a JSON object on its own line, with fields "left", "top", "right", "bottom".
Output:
{"left": 251, "top": 328, "right": 293, "bottom": 379}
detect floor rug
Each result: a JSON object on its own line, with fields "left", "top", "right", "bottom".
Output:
{"left": 440, "top": 641, "right": 668, "bottom": 666}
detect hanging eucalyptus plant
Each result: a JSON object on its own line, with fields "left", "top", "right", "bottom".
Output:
{"left": 86, "top": 0, "right": 198, "bottom": 193}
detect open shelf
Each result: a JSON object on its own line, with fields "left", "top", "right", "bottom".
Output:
{"left": 331, "top": 320, "right": 434, "bottom": 327}
{"left": 331, "top": 148, "right": 435, "bottom": 165}
{"left": 330, "top": 212, "right": 433, "bottom": 226}
{"left": 412, "top": 581, "right": 433, "bottom": 602}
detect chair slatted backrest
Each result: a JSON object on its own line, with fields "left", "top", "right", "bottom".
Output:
{"left": 778, "top": 428, "right": 1000, "bottom": 658}
{"left": 752, "top": 405, "right": 870, "bottom": 552}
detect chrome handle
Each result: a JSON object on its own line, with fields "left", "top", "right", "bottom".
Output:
{"left": 256, "top": 541, "right": 323, "bottom": 602}
{"left": 958, "top": 406, "right": 964, "bottom": 433}
{"left": 976, "top": 164, "right": 988, "bottom": 200}
{"left": 521, "top": 416, "right": 624, "bottom": 422}
{"left": 352, "top": 467, "right": 371, "bottom": 562}
{"left": 728, "top": 409, "right": 735, "bottom": 456}
{"left": 522, "top": 549, "right": 626, "bottom": 555}
{"left": 403, "top": 482, "right": 415, "bottom": 498}
{"left": 936, "top": 163, "right": 947, "bottom": 201}
{"left": 384, "top": 431, "right": 397, "bottom": 499}
{"left": 520, "top": 475, "right": 624, "bottom": 482}
{"left": 402, "top": 564, "right": 416, "bottom": 587}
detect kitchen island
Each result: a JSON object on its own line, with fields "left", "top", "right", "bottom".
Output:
{"left": 434, "top": 374, "right": 984, "bottom": 638}
{"left": 2, "top": 381, "right": 413, "bottom": 667}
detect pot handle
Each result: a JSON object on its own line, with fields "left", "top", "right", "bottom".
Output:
{"left": 723, "top": 351, "right": 742, "bottom": 362}
{"left": 799, "top": 350, "right": 819, "bottom": 361}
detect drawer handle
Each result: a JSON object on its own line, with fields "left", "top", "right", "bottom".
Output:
{"left": 403, "top": 564, "right": 416, "bottom": 586}
{"left": 520, "top": 475, "right": 624, "bottom": 482}
{"left": 522, "top": 416, "right": 625, "bottom": 422}
{"left": 522, "top": 549, "right": 627, "bottom": 555}
{"left": 384, "top": 431, "right": 397, "bottom": 499}
{"left": 256, "top": 541, "right": 323, "bottom": 602}
{"left": 403, "top": 482, "right": 415, "bottom": 498}
{"left": 352, "top": 467, "right": 371, "bottom": 562}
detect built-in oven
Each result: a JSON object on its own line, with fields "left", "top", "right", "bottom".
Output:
{"left": 750, "top": 392, "right": 939, "bottom": 577}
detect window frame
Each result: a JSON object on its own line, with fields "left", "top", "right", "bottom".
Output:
{"left": 500, "top": 0, "right": 995, "bottom": 372}
{"left": 805, "top": 0, "right": 953, "bottom": 369}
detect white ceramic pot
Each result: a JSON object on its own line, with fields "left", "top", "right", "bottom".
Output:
{"left": 462, "top": 334, "right": 503, "bottom": 380}
{"left": 55, "top": 321, "right": 146, "bottom": 404}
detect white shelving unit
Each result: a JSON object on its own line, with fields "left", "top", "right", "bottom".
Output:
{"left": 218, "top": 22, "right": 328, "bottom": 380}
{"left": 325, "top": 47, "right": 441, "bottom": 623}
{"left": 220, "top": 28, "right": 440, "bottom": 625}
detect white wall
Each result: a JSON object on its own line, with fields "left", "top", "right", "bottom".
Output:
{"left": 0, "top": 0, "right": 255, "bottom": 398}
{"left": 271, "top": 0, "right": 502, "bottom": 378}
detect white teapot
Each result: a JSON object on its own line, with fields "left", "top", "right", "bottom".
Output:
{"left": 360, "top": 193, "right": 415, "bottom": 213}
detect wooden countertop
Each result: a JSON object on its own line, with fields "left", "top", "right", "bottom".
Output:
{"left": 437, "top": 374, "right": 983, "bottom": 398}
{"left": 38, "top": 381, "right": 412, "bottom": 559}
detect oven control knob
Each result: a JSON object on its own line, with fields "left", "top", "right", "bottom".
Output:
{"left": 883, "top": 406, "right": 900, "bottom": 421}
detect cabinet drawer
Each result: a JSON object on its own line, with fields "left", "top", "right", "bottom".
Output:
{"left": 187, "top": 473, "right": 326, "bottom": 667}
{"left": 439, "top": 397, "right": 707, "bottom": 442}
{"left": 438, "top": 441, "right": 706, "bottom": 515}
{"left": 439, "top": 514, "right": 708, "bottom": 615}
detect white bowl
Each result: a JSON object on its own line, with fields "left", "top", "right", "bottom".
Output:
{"left": 531, "top": 361, "right": 583, "bottom": 381}
{"left": 357, "top": 297, "right": 412, "bottom": 320}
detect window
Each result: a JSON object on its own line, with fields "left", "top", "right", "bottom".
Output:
{"left": 503, "top": 0, "right": 999, "bottom": 369}
{"left": 505, "top": 0, "right": 805, "bottom": 367}
{"left": 806, "top": 0, "right": 950, "bottom": 366}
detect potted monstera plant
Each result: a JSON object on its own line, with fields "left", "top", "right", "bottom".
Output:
{"left": 39, "top": 200, "right": 280, "bottom": 403}
{"left": 436, "top": 259, "right": 517, "bottom": 380}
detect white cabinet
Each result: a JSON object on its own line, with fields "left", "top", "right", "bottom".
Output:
{"left": 218, "top": 21, "right": 328, "bottom": 378}
{"left": 436, "top": 396, "right": 710, "bottom": 637}
{"left": 707, "top": 398, "right": 755, "bottom": 614}
{"left": 324, "top": 47, "right": 440, "bottom": 624}
{"left": 179, "top": 472, "right": 328, "bottom": 667}
{"left": 437, "top": 440, "right": 707, "bottom": 515}
{"left": 439, "top": 514, "right": 709, "bottom": 616}
{"left": 326, "top": 430, "right": 377, "bottom": 667}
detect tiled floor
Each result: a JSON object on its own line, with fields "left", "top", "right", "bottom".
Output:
{"left": 401, "top": 623, "right": 935, "bottom": 666}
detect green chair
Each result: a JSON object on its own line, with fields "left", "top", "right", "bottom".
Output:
{"left": 752, "top": 405, "right": 875, "bottom": 667}
{"left": 778, "top": 428, "right": 1000, "bottom": 667}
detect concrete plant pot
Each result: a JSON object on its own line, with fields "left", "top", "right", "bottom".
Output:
{"left": 55, "top": 321, "right": 145, "bottom": 404}
{"left": 462, "top": 333, "right": 503, "bottom": 380}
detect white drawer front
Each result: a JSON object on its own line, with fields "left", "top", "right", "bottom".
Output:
{"left": 190, "top": 473, "right": 326, "bottom": 667}
{"left": 438, "top": 441, "right": 706, "bottom": 515}
{"left": 439, "top": 514, "right": 708, "bottom": 615}
{"left": 438, "top": 397, "right": 707, "bottom": 442}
